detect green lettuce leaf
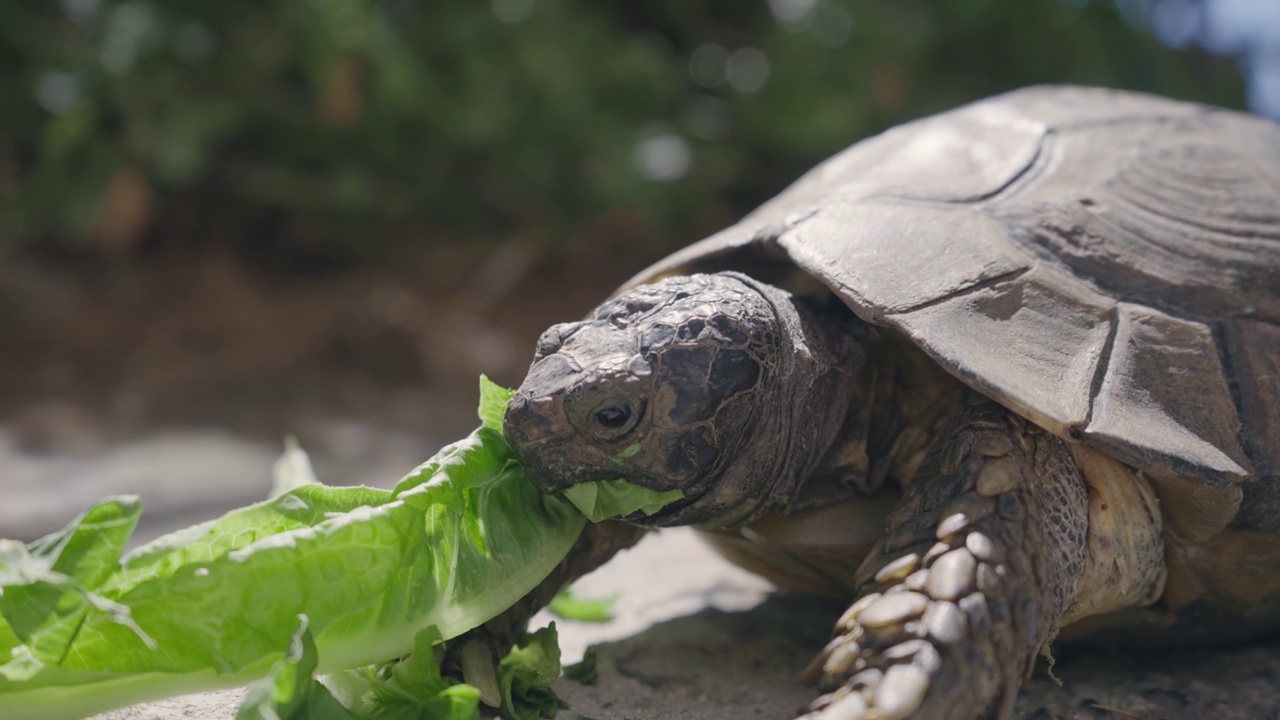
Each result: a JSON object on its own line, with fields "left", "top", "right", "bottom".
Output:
{"left": 561, "top": 479, "right": 684, "bottom": 522}
{"left": 496, "top": 624, "right": 569, "bottom": 720}
{"left": 337, "top": 625, "right": 481, "bottom": 720}
{"left": 236, "top": 615, "right": 357, "bottom": 720}
{"left": 0, "top": 380, "right": 586, "bottom": 720}
{"left": 325, "top": 623, "right": 569, "bottom": 720}
{"left": 478, "top": 375, "right": 515, "bottom": 433}
{"left": 547, "top": 588, "right": 615, "bottom": 623}
{"left": 0, "top": 497, "right": 146, "bottom": 668}
{"left": 0, "top": 375, "right": 686, "bottom": 720}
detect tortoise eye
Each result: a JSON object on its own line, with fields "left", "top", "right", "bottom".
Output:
{"left": 596, "top": 405, "right": 632, "bottom": 428}
{"left": 590, "top": 399, "right": 643, "bottom": 439}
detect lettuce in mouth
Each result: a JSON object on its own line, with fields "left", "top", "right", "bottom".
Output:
{"left": 0, "top": 377, "right": 682, "bottom": 720}
{"left": 561, "top": 480, "right": 684, "bottom": 523}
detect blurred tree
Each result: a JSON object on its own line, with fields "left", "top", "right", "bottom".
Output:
{"left": 0, "top": 0, "right": 1248, "bottom": 270}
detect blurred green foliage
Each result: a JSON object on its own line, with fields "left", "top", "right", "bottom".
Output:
{"left": 0, "top": 0, "right": 1245, "bottom": 266}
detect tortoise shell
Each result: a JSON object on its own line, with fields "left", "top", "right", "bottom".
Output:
{"left": 626, "top": 86, "right": 1280, "bottom": 541}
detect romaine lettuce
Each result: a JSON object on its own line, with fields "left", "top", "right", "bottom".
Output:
{"left": 0, "top": 378, "right": 585, "bottom": 719}
{"left": 0, "top": 376, "right": 684, "bottom": 720}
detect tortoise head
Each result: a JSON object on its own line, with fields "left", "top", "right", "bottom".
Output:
{"left": 505, "top": 272, "right": 863, "bottom": 528}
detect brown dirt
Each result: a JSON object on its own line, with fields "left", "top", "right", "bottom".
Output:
{"left": 0, "top": 240, "right": 656, "bottom": 454}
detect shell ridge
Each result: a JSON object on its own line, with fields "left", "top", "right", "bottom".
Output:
{"left": 1082, "top": 302, "right": 1252, "bottom": 482}
{"left": 997, "top": 196, "right": 1280, "bottom": 324}
{"left": 883, "top": 266, "right": 1031, "bottom": 317}
{"left": 1110, "top": 190, "right": 1280, "bottom": 254}
{"left": 1208, "top": 320, "right": 1256, "bottom": 473}
{"left": 1081, "top": 305, "right": 1121, "bottom": 439}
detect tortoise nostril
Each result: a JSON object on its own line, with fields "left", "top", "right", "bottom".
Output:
{"left": 534, "top": 322, "right": 580, "bottom": 359}
{"left": 535, "top": 332, "right": 561, "bottom": 358}
{"left": 503, "top": 393, "right": 557, "bottom": 449}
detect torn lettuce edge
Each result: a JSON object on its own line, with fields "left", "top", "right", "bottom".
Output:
{"left": 560, "top": 479, "right": 684, "bottom": 522}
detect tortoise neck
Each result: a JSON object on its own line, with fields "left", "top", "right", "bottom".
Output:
{"left": 687, "top": 282, "right": 968, "bottom": 526}
{"left": 867, "top": 331, "right": 971, "bottom": 487}
{"left": 745, "top": 290, "right": 874, "bottom": 517}
{"left": 791, "top": 326, "right": 970, "bottom": 510}
{"left": 683, "top": 281, "right": 871, "bottom": 528}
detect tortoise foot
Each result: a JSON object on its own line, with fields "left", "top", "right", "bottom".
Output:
{"left": 797, "top": 398, "right": 1089, "bottom": 720}
{"left": 797, "top": 538, "right": 1010, "bottom": 720}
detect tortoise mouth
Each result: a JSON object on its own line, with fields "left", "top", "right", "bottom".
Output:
{"left": 505, "top": 416, "right": 766, "bottom": 528}
{"left": 629, "top": 485, "right": 768, "bottom": 529}
{"left": 608, "top": 492, "right": 702, "bottom": 527}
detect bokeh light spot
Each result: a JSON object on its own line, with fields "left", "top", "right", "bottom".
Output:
{"left": 492, "top": 0, "right": 535, "bottom": 25}
{"left": 35, "top": 73, "right": 79, "bottom": 115}
{"left": 689, "top": 43, "right": 729, "bottom": 88}
{"left": 812, "top": 3, "right": 854, "bottom": 48}
{"left": 769, "top": 0, "right": 818, "bottom": 25}
{"left": 634, "top": 132, "right": 692, "bottom": 183}
{"left": 727, "top": 47, "right": 771, "bottom": 93}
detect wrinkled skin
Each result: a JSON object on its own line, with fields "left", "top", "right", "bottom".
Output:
{"left": 501, "top": 273, "right": 1147, "bottom": 720}
{"left": 505, "top": 272, "right": 865, "bottom": 529}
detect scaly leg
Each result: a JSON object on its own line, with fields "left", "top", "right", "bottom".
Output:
{"left": 799, "top": 398, "right": 1088, "bottom": 720}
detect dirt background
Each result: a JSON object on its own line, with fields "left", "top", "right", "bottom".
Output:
{"left": 0, "top": 241, "right": 637, "bottom": 476}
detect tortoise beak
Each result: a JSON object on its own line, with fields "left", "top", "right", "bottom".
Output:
{"left": 504, "top": 376, "right": 580, "bottom": 493}
{"left": 504, "top": 350, "right": 578, "bottom": 440}
{"left": 503, "top": 391, "right": 557, "bottom": 449}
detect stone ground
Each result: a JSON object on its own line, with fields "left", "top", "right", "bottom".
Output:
{"left": 5, "top": 428, "right": 1280, "bottom": 720}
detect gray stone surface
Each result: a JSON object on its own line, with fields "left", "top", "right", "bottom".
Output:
{"left": 0, "top": 429, "right": 280, "bottom": 542}
{"left": 88, "top": 690, "right": 249, "bottom": 720}
{"left": 0, "top": 423, "right": 437, "bottom": 543}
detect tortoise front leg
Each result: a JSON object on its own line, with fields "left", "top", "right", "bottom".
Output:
{"left": 800, "top": 398, "right": 1089, "bottom": 720}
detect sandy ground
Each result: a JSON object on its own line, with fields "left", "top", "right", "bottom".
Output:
{"left": 5, "top": 428, "right": 1280, "bottom": 720}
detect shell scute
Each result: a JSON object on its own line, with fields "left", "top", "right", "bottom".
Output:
{"left": 628, "top": 86, "right": 1280, "bottom": 498}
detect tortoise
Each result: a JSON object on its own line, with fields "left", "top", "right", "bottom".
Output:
{"left": 499, "top": 85, "right": 1280, "bottom": 720}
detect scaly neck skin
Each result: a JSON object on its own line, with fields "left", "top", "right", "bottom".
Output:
{"left": 870, "top": 331, "right": 972, "bottom": 488}
{"left": 683, "top": 282, "right": 869, "bottom": 529}
{"left": 787, "top": 322, "right": 971, "bottom": 512}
